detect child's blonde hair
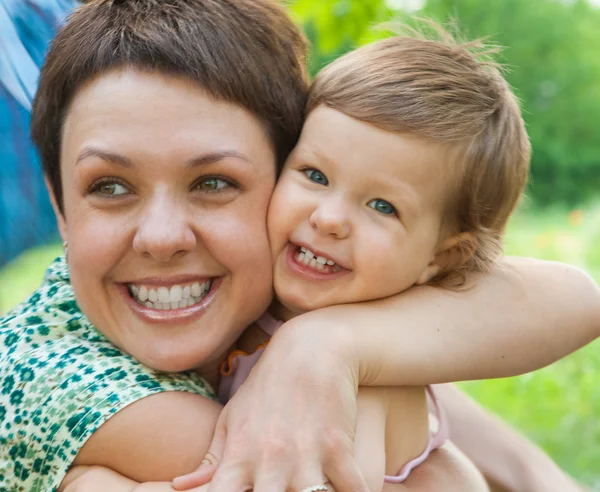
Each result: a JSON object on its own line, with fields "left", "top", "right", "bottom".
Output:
{"left": 308, "top": 23, "right": 530, "bottom": 286}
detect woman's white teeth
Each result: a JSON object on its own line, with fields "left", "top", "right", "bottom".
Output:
{"left": 138, "top": 286, "right": 148, "bottom": 302}
{"left": 191, "top": 283, "right": 202, "bottom": 297}
{"left": 130, "top": 281, "right": 211, "bottom": 310}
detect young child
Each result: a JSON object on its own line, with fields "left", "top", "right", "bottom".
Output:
{"left": 217, "top": 26, "right": 529, "bottom": 488}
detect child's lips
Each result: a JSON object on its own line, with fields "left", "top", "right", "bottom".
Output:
{"left": 290, "top": 241, "right": 349, "bottom": 270}
{"left": 285, "top": 243, "right": 351, "bottom": 280}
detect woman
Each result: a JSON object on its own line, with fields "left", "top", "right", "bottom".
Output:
{"left": 1, "top": 0, "right": 598, "bottom": 491}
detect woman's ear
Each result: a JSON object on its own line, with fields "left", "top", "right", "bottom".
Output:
{"left": 45, "top": 176, "right": 68, "bottom": 243}
{"left": 416, "top": 232, "right": 478, "bottom": 285}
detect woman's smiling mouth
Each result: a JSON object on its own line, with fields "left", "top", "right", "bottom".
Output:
{"left": 128, "top": 281, "right": 213, "bottom": 310}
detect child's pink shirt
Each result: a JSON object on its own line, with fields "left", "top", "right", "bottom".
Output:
{"left": 219, "top": 312, "right": 449, "bottom": 483}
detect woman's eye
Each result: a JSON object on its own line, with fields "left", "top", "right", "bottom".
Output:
{"left": 367, "top": 199, "right": 397, "bottom": 216}
{"left": 304, "top": 169, "right": 329, "bottom": 186}
{"left": 92, "top": 181, "right": 130, "bottom": 197}
{"left": 196, "top": 177, "right": 231, "bottom": 192}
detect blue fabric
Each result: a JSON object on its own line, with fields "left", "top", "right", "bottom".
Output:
{"left": 0, "top": 0, "right": 78, "bottom": 267}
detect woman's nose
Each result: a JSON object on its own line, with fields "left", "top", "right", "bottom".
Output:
{"left": 308, "top": 197, "right": 351, "bottom": 239}
{"left": 132, "top": 195, "right": 197, "bottom": 262}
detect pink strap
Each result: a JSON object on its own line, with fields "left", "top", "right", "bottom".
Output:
{"left": 384, "top": 385, "right": 449, "bottom": 483}
{"left": 255, "top": 312, "right": 283, "bottom": 336}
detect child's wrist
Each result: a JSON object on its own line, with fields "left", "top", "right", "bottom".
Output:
{"left": 276, "top": 311, "right": 361, "bottom": 391}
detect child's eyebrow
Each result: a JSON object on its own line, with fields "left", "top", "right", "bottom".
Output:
{"left": 372, "top": 177, "right": 421, "bottom": 221}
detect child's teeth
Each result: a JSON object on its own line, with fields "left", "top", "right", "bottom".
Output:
{"left": 295, "top": 247, "right": 340, "bottom": 272}
{"left": 183, "top": 285, "right": 191, "bottom": 299}
{"left": 148, "top": 289, "right": 158, "bottom": 302}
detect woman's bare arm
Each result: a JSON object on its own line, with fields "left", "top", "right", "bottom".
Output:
{"left": 71, "top": 391, "right": 222, "bottom": 482}
{"left": 60, "top": 466, "right": 210, "bottom": 492}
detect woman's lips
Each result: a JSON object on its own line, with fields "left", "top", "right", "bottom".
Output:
{"left": 128, "top": 280, "right": 212, "bottom": 310}
{"left": 120, "top": 277, "right": 222, "bottom": 324}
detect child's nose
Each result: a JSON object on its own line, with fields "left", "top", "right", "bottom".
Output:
{"left": 309, "top": 197, "right": 351, "bottom": 239}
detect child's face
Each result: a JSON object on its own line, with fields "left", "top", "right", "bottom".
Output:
{"left": 268, "top": 105, "right": 459, "bottom": 315}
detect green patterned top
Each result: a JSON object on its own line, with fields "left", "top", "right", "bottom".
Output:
{"left": 0, "top": 256, "right": 215, "bottom": 492}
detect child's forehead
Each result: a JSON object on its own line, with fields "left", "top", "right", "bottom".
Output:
{"left": 294, "top": 107, "right": 463, "bottom": 217}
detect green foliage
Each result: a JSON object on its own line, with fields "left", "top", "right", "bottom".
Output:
{"left": 288, "top": 0, "right": 393, "bottom": 75}
{"left": 466, "top": 203, "right": 600, "bottom": 488}
{"left": 289, "top": 0, "right": 600, "bottom": 206}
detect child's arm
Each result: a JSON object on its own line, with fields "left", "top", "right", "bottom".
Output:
{"left": 188, "top": 258, "right": 599, "bottom": 491}
{"left": 284, "top": 258, "right": 600, "bottom": 386}
{"left": 434, "top": 383, "right": 585, "bottom": 492}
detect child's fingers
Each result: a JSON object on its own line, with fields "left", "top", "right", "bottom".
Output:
{"left": 171, "top": 462, "right": 217, "bottom": 491}
{"left": 172, "top": 413, "right": 227, "bottom": 490}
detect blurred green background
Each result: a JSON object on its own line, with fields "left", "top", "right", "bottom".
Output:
{"left": 1, "top": 0, "right": 599, "bottom": 488}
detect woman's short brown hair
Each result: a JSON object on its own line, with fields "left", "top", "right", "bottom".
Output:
{"left": 31, "top": 0, "right": 309, "bottom": 213}
{"left": 308, "top": 26, "right": 531, "bottom": 284}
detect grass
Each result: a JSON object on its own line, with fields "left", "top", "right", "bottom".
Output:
{"left": 461, "top": 202, "right": 600, "bottom": 489}
{"left": 1, "top": 202, "right": 599, "bottom": 487}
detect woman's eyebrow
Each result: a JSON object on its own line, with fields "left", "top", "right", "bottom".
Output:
{"left": 74, "top": 148, "right": 252, "bottom": 168}
{"left": 185, "top": 150, "right": 252, "bottom": 168}
{"left": 75, "top": 148, "right": 133, "bottom": 167}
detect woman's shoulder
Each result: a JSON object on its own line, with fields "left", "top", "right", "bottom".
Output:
{"left": 1, "top": 256, "right": 97, "bottom": 360}
{"left": 0, "top": 256, "right": 215, "bottom": 491}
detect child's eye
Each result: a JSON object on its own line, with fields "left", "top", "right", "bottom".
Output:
{"left": 90, "top": 180, "right": 130, "bottom": 197}
{"left": 303, "top": 169, "right": 329, "bottom": 186}
{"left": 195, "top": 177, "right": 232, "bottom": 192}
{"left": 367, "top": 199, "right": 397, "bottom": 216}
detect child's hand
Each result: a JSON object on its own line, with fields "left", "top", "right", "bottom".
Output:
{"left": 172, "top": 317, "right": 368, "bottom": 492}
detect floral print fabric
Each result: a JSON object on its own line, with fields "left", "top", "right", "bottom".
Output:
{"left": 0, "top": 256, "right": 215, "bottom": 491}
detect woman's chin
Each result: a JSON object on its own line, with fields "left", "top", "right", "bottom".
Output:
{"left": 133, "top": 342, "right": 217, "bottom": 373}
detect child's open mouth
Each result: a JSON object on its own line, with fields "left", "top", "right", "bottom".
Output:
{"left": 294, "top": 245, "right": 343, "bottom": 273}
{"left": 127, "top": 280, "right": 213, "bottom": 310}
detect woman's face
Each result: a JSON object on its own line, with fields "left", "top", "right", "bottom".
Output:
{"left": 55, "top": 68, "right": 276, "bottom": 372}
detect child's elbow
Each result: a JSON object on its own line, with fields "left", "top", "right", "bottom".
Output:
{"left": 562, "top": 263, "right": 600, "bottom": 339}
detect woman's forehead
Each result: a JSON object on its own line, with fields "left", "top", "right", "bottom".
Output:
{"left": 62, "top": 69, "right": 277, "bottom": 168}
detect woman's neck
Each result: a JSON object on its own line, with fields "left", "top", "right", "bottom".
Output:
{"left": 268, "top": 299, "right": 301, "bottom": 323}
